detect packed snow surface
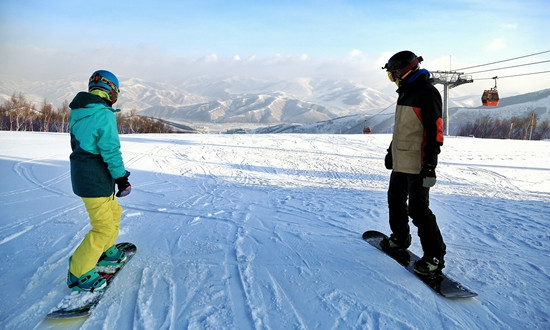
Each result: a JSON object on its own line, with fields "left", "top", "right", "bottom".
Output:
{"left": 0, "top": 131, "right": 549, "bottom": 329}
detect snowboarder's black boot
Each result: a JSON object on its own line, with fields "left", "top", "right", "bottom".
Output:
{"left": 380, "top": 233, "right": 411, "bottom": 251}
{"left": 414, "top": 256, "right": 445, "bottom": 277}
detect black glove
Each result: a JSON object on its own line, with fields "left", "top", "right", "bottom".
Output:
{"left": 384, "top": 148, "right": 393, "bottom": 170}
{"left": 421, "top": 165, "right": 436, "bottom": 188}
{"left": 115, "top": 171, "right": 131, "bottom": 197}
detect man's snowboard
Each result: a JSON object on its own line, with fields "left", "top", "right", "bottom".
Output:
{"left": 46, "top": 242, "right": 137, "bottom": 319}
{"left": 362, "top": 231, "right": 476, "bottom": 299}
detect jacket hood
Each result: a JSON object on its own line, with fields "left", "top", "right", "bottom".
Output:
{"left": 69, "top": 92, "right": 119, "bottom": 123}
{"left": 398, "top": 69, "right": 432, "bottom": 93}
{"left": 70, "top": 91, "right": 108, "bottom": 110}
{"left": 407, "top": 68, "right": 430, "bottom": 84}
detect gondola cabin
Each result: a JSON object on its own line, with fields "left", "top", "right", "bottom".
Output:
{"left": 482, "top": 76, "right": 499, "bottom": 106}
{"left": 481, "top": 88, "right": 499, "bottom": 106}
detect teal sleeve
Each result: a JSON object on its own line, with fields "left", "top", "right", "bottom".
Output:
{"left": 97, "top": 111, "right": 127, "bottom": 179}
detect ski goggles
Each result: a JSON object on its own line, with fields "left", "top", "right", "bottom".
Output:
{"left": 89, "top": 75, "right": 120, "bottom": 94}
{"left": 386, "top": 56, "right": 423, "bottom": 82}
{"left": 387, "top": 71, "right": 399, "bottom": 82}
{"left": 89, "top": 75, "right": 120, "bottom": 103}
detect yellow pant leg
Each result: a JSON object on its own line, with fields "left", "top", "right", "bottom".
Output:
{"left": 107, "top": 199, "right": 122, "bottom": 248}
{"left": 69, "top": 196, "right": 122, "bottom": 277}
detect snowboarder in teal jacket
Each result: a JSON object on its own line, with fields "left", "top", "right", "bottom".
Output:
{"left": 67, "top": 70, "right": 132, "bottom": 292}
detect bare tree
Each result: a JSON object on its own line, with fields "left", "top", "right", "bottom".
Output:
{"left": 2, "top": 92, "right": 35, "bottom": 131}
{"left": 40, "top": 99, "right": 54, "bottom": 132}
{"left": 57, "top": 100, "right": 70, "bottom": 133}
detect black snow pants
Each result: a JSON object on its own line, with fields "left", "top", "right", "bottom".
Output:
{"left": 387, "top": 171, "right": 446, "bottom": 262}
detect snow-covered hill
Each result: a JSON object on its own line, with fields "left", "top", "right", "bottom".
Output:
{"left": 252, "top": 89, "right": 550, "bottom": 135}
{"left": 140, "top": 92, "right": 337, "bottom": 125}
{"left": 448, "top": 89, "right": 550, "bottom": 135}
{"left": 1, "top": 75, "right": 549, "bottom": 134}
{"left": 0, "top": 75, "right": 415, "bottom": 124}
{"left": 139, "top": 79, "right": 398, "bottom": 127}
{"left": 1, "top": 131, "right": 549, "bottom": 329}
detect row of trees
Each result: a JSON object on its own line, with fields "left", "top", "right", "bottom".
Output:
{"left": 0, "top": 92, "right": 174, "bottom": 134}
{"left": 456, "top": 113, "right": 549, "bottom": 140}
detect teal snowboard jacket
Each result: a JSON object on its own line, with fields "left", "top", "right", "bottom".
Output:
{"left": 69, "top": 92, "right": 128, "bottom": 197}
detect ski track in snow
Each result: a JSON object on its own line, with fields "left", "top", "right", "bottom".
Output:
{"left": 0, "top": 131, "right": 549, "bottom": 329}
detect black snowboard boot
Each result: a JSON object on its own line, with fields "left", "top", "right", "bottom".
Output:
{"left": 414, "top": 256, "right": 445, "bottom": 277}
{"left": 380, "top": 233, "right": 411, "bottom": 251}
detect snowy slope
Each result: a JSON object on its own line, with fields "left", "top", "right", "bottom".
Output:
{"left": 1, "top": 132, "right": 549, "bottom": 329}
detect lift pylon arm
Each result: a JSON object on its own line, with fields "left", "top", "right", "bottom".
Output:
{"left": 431, "top": 71, "right": 473, "bottom": 89}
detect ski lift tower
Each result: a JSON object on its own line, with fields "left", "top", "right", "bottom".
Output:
{"left": 431, "top": 71, "right": 473, "bottom": 135}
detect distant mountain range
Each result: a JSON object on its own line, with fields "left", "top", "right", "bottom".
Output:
{"left": 1, "top": 75, "right": 548, "bottom": 134}
{"left": 124, "top": 77, "right": 399, "bottom": 126}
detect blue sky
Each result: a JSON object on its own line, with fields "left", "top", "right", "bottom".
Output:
{"left": 1, "top": 0, "right": 549, "bottom": 95}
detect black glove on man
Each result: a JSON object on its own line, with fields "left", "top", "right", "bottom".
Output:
{"left": 384, "top": 148, "right": 393, "bottom": 170}
{"left": 115, "top": 171, "right": 131, "bottom": 197}
{"left": 421, "top": 165, "right": 436, "bottom": 188}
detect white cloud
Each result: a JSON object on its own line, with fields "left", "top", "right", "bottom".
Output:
{"left": 244, "top": 55, "right": 257, "bottom": 63}
{"left": 203, "top": 54, "right": 219, "bottom": 63}
{"left": 487, "top": 38, "right": 506, "bottom": 51}
{"left": 501, "top": 23, "right": 518, "bottom": 29}
{"left": 4, "top": 41, "right": 545, "bottom": 97}
{"left": 348, "top": 49, "right": 363, "bottom": 58}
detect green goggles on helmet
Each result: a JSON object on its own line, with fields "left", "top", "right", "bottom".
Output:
{"left": 89, "top": 72, "right": 120, "bottom": 104}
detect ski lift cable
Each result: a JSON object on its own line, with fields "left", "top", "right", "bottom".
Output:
{"left": 474, "top": 70, "right": 550, "bottom": 80}
{"left": 366, "top": 101, "right": 396, "bottom": 118}
{"left": 455, "top": 50, "right": 550, "bottom": 71}
{"left": 465, "top": 60, "right": 550, "bottom": 75}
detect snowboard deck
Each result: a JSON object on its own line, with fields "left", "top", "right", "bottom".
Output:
{"left": 46, "top": 242, "right": 137, "bottom": 319}
{"left": 362, "top": 231, "right": 477, "bottom": 299}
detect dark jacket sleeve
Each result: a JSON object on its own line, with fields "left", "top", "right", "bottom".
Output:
{"left": 421, "top": 84, "right": 444, "bottom": 166}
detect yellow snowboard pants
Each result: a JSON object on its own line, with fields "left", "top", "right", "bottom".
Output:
{"left": 69, "top": 195, "right": 122, "bottom": 277}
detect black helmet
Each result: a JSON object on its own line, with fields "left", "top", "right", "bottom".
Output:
{"left": 383, "top": 51, "right": 423, "bottom": 82}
